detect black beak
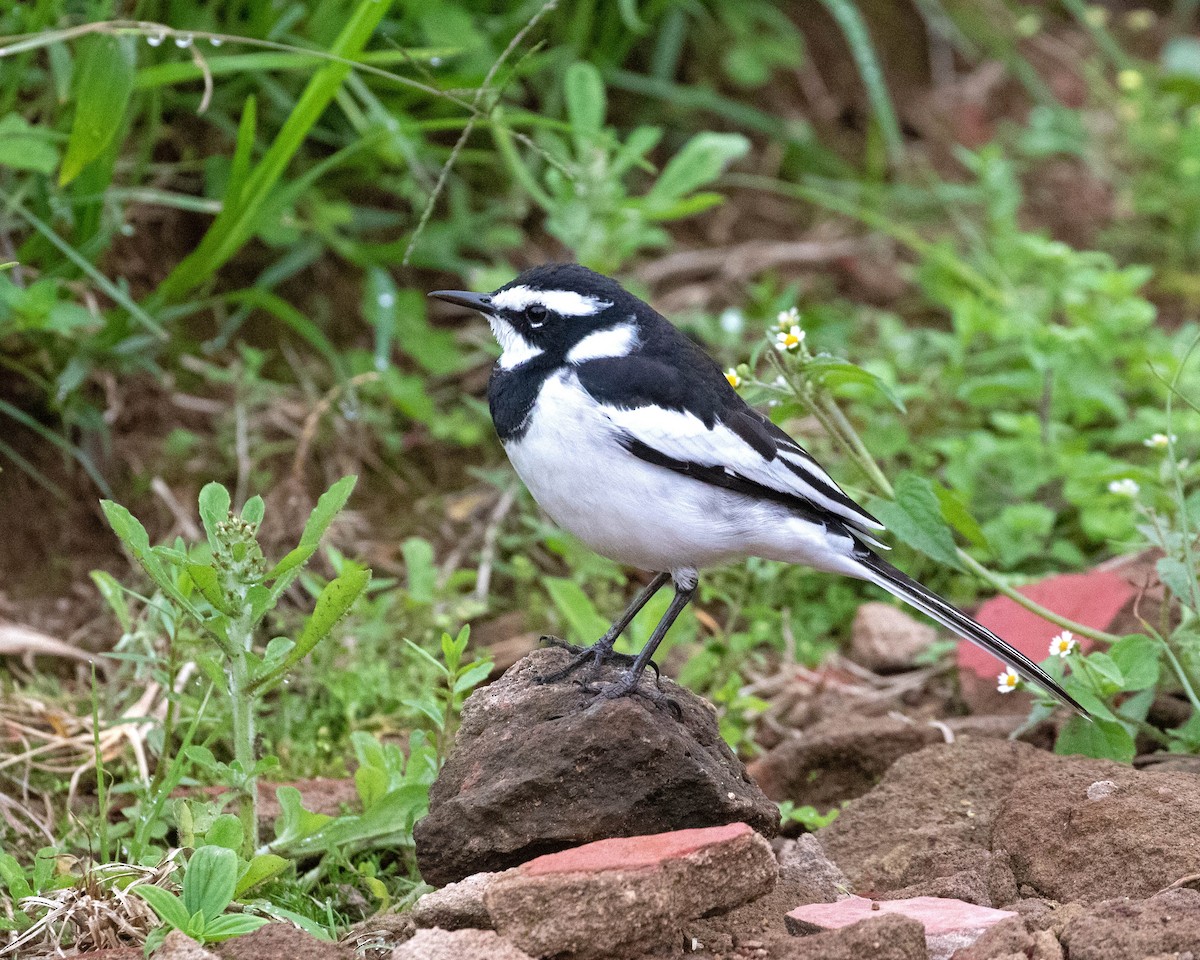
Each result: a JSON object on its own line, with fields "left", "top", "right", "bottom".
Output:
{"left": 428, "top": 290, "right": 493, "bottom": 313}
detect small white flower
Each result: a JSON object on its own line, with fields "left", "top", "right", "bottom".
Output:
{"left": 1144, "top": 433, "right": 1176, "bottom": 449}
{"left": 773, "top": 375, "right": 788, "bottom": 389}
{"left": 719, "top": 308, "right": 745, "bottom": 334}
{"left": 997, "top": 667, "right": 1021, "bottom": 694}
{"left": 776, "top": 307, "right": 800, "bottom": 331}
{"left": 775, "top": 325, "right": 805, "bottom": 353}
{"left": 724, "top": 368, "right": 742, "bottom": 390}
{"left": 1049, "top": 631, "right": 1078, "bottom": 658}
{"left": 1108, "top": 478, "right": 1140, "bottom": 497}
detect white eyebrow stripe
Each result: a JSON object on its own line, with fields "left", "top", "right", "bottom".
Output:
{"left": 566, "top": 322, "right": 641, "bottom": 364}
{"left": 490, "top": 285, "right": 611, "bottom": 317}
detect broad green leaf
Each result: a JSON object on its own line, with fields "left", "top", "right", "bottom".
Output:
{"left": 241, "top": 496, "right": 265, "bottom": 526}
{"left": 1082, "top": 652, "right": 1124, "bottom": 689}
{"left": 182, "top": 846, "right": 238, "bottom": 919}
{"left": 265, "top": 544, "right": 317, "bottom": 583}
{"left": 454, "top": 659, "right": 494, "bottom": 695}
{"left": 59, "top": 35, "right": 134, "bottom": 185}
{"left": 1109, "top": 634, "right": 1161, "bottom": 691}
{"left": 203, "top": 815, "right": 243, "bottom": 852}
{"left": 271, "top": 786, "right": 334, "bottom": 849}
{"left": 869, "top": 473, "right": 962, "bottom": 570}
{"left": 932, "top": 483, "right": 989, "bottom": 549}
{"left": 645, "top": 132, "right": 749, "bottom": 209}
{"left": 198, "top": 483, "right": 231, "bottom": 549}
{"left": 1055, "top": 716, "right": 1135, "bottom": 763}
{"left": 200, "top": 914, "right": 271, "bottom": 941}
{"left": 131, "top": 885, "right": 190, "bottom": 931}
{"left": 355, "top": 765, "right": 388, "bottom": 809}
{"left": 0, "top": 115, "right": 59, "bottom": 174}
{"left": 402, "top": 536, "right": 436, "bottom": 605}
{"left": 187, "top": 564, "right": 229, "bottom": 614}
{"left": 565, "top": 62, "right": 606, "bottom": 154}
{"left": 234, "top": 854, "right": 289, "bottom": 897}
{"left": 545, "top": 577, "right": 610, "bottom": 641}
{"left": 803, "top": 356, "right": 905, "bottom": 412}
{"left": 0, "top": 854, "right": 32, "bottom": 900}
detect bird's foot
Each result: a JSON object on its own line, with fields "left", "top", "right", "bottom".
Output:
{"left": 581, "top": 670, "right": 681, "bottom": 718}
{"left": 535, "top": 635, "right": 659, "bottom": 685}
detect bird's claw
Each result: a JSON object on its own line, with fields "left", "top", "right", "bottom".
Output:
{"left": 535, "top": 635, "right": 661, "bottom": 685}
{"left": 582, "top": 671, "right": 681, "bottom": 718}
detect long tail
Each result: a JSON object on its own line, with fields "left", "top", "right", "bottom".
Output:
{"left": 854, "top": 551, "right": 1088, "bottom": 716}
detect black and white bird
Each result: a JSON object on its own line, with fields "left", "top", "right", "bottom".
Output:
{"left": 430, "top": 264, "right": 1084, "bottom": 714}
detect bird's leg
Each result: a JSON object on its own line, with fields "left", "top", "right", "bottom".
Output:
{"left": 589, "top": 576, "right": 697, "bottom": 704}
{"left": 536, "top": 572, "right": 671, "bottom": 685}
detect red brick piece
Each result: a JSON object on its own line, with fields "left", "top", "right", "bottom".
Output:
{"left": 521, "top": 821, "right": 751, "bottom": 875}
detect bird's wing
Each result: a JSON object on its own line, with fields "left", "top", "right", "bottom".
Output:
{"left": 575, "top": 355, "right": 884, "bottom": 536}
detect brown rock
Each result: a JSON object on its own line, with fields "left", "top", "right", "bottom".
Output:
{"left": 391, "top": 928, "right": 533, "bottom": 960}
{"left": 819, "top": 739, "right": 1200, "bottom": 905}
{"left": 212, "top": 922, "right": 353, "bottom": 960}
{"left": 484, "top": 823, "right": 777, "bottom": 960}
{"left": 851, "top": 602, "right": 938, "bottom": 672}
{"left": 340, "top": 912, "right": 415, "bottom": 959}
{"left": 411, "top": 872, "right": 498, "bottom": 930}
{"left": 414, "top": 647, "right": 778, "bottom": 885}
{"left": 1058, "top": 888, "right": 1200, "bottom": 960}
{"left": 785, "top": 914, "right": 928, "bottom": 960}
{"left": 156, "top": 931, "right": 219, "bottom": 960}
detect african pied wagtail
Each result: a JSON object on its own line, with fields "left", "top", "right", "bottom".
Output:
{"left": 431, "top": 264, "right": 1084, "bottom": 714}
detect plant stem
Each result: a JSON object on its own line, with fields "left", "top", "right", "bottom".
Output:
{"left": 227, "top": 618, "right": 258, "bottom": 858}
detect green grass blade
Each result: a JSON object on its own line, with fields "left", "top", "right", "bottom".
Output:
{"left": 155, "top": 0, "right": 396, "bottom": 302}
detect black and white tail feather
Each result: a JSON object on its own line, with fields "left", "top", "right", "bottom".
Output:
{"left": 429, "top": 263, "right": 1091, "bottom": 716}
{"left": 852, "top": 548, "right": 1086, "bottom": 716}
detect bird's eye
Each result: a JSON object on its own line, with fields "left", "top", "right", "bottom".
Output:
{"left": 526, "top": 303, "right": 548, "bottom": 327}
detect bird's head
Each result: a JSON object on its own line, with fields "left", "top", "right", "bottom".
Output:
{"left": 430, "top": 263, "right": 645, "bottom": 368}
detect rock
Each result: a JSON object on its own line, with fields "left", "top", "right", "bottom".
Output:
{"left": 787, "top": 895, "right": 1015, "bottom": 960}
{"left": 340, "top": 913, "right": 415, "bottom": 959}
{"left": 411, "top": 873, "right": 498, "bottom": 930}
{"left": 851, "top": 602, "right": 938, "bottom": 672}
{"left": 785, "top": 914, "right": 929, "bottom": 960}
{"left": 414, "top": 647, "right": 778, "bottom": 885}
{"left": 212, "top": 922, "right": 353, "bottom": 960}
{"left": 391, "top": 928, "right": 533, "bottom": 960}
{"left": 484, "top": 822, "right": 777, "bottom": 960}
{"left": 1058, "top": 888, "right": 1200, "bottom": 960}
{"left": 818, "top": 739, "right": 1200, "bottom": 905}
{"left": 748, "top": 715, "right": 1022, "bottom": 808}
{"left": 777, "top": 834, "right": 852, "bottom": 903}
{"left": 156, "top": 931, "right": 219, "bottom": 960}
{"left": 994, "top": 754, "right": 1200, "bottom": 903}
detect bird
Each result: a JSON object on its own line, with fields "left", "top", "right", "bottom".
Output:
{"left": 429, "top": 263, "right": 1085, "bottom": 714}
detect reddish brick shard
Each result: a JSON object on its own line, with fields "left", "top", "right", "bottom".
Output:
{"left": 787, "top": 895, "right": 1015, "bottom": 936}
{"left": 520, "top": 821, "right": 752, "bottom": 875}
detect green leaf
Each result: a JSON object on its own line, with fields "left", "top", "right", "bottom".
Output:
{"left": 0, "top": 854, "right": 33, "bottom": 900}
{"left": 932, "top": 483, "right": 989, "bottom": 549}
{"left": 198, "top": 483, "right": 232, "bottom": 550}
{"left": 182, "top": 846, "right": 238, "bottom": 920}
{"left": 187, "top": 564, "right": 229, "bottom": 614}
{"left": 0, "top": 114, "right": 60, "bottom": 174}
{"left": 545, "top": 577, "right": 610, "bottom": 641}
{"left": 251, "top": 566, "right": 370, "bottom": 692}
{"left": 803, "top": 356, "right": 905, "bottom": 412}
{"left": 131, "top": 885, "right": 191, "bottom": 931}
{"left": 203, "top": 815, "right": 243, "bottom": 853}
{"left": 355, "top": 765, "right": 388, "bottom": 809}
{"left": 241, "top": 496, "right": 265, "bottom": 526}
{"left": 1055, "top": 716, "right": 1135, "bottom": 763}
{"left": 1082, "top": 652, "right": 1125, "bottom": 689}
{"left": 565, "top": 62, "right": 606, "bottom": 154}
{"left": 90, "top": 570, "right": 132, "bottom": 632}
{"left": 265, "top": 544, "right": 317, "bottom": 583}
{"left": 59, "top": 35, "right": 134, "bottom": 185}
{"left": 869, "top": 473, "right": 962, "bottom": 570}
{"left": 234, "top": 854, "right": 289, "bottom": 897}
{"left": 402, "top": 537, "right": 436, "bottom": 605}
{"left": 100, "top": 500, "right": 150, "bottom": 553}
{"left": 298, "top": 476, "right": 357, "bottom": 550}
{"left": 1109, "top": 634, "right": 1161, "bottom": 690}
{"left": 645, "top": 132, "right": 749, "bottom": 209}
{"left": 453, "top": 659, "right": 494, "bottom": 695}
{"left": 199, "top": 914, "right": 271, "bottom": 942}
{"left": 271, "top": 786, "right": 334, "bottom": 849}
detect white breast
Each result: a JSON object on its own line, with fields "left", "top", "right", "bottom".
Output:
{"left": 502, "top": 371, "right": 862, "bottom": 578}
